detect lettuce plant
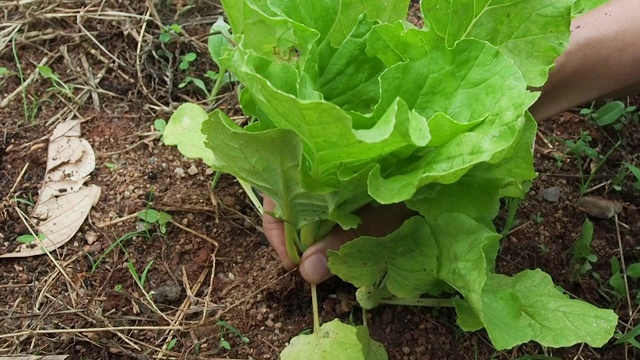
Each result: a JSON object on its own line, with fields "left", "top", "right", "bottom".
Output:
{"left": 164, "top": 0, "right": 617, "bottom": 358}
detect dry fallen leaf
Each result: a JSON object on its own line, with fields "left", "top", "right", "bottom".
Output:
{"left": 1, "top": 120, "right": 101, "bottom": 258}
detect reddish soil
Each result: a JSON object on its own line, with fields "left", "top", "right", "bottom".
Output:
{"left": 1, "top": 1, "right": 639, "bottom": 359}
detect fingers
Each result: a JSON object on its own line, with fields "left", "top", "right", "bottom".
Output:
{"left": 262, "top": 196, "right": 415, "bottom": 284}
{"left": 262, "top": 196, "right": 295, "bottom": 270}
{"left": 299, "top": 227, "right": 359, "bottom": 284}
{"left": 299, "top": 203, "right": 415, "bottom": 284}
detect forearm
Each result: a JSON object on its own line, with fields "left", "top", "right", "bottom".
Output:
{"left": 530, "top": 0, "right": 640, "bottom": 120}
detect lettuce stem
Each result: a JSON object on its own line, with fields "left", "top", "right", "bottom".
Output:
{"left": 284, "top": 221, "right": 301, "bottom": 264}
{"left": 378, "top": 297, "right": 455, "bottom": 308}
{"left": 311, "top": 284, "right": 320, "bottom": 333}
{"left": 299, "top": 222, "right": 316, "bottom": 251}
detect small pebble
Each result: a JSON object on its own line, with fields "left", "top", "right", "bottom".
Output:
{"left": 228, "top": 272, "right": 235, "bottom": 280}
{"left": 542, "top": 187, "right": 561, "bottom": 202}
{"left": 265, "top": 319, "right": 275, "bottom": 327}
{"left": 174, "top": 167, "right": 185, "bottom": 177}
{"left": 402, "top": 347, "right": 411, "bottom": 355}
{"left": 85, "top": 231, "right": 98, "bottom": 245}
{"left": 222, "top": 196, "right": 236, "bottom": 207}
{"left": 577, "top": 196, "right": 622, "bottom": 219}
{"left": 188, "top": 165, "right": 198, "bottom": 175}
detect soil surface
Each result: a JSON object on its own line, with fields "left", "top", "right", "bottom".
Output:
{"left": 1, "top": 1, "right": 639, "bottom": 359}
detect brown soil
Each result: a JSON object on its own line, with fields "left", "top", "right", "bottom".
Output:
{"left": 1, "top": 1, "right": 639, "bottom": 360}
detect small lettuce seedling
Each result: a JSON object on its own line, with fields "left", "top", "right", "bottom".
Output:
{"left": 164, "top": 0, "right": 617, "bottom": 357}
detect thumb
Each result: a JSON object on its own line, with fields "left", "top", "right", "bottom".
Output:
{"left": 299, "top": 228, "right": 357, "bottom": 284}
{"left": 299, "top": 203, "right": 415, "bottom": 284}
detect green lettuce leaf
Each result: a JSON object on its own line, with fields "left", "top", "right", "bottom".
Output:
{"left": 480, "top": 270, "right": 618, "bottom": 349}
{"left": 423, "top": 0, "right": 574, "bottom": 86}
{"left": 328, "top": 216, "right": 440, "bottom": 300}
{"left": 281, "top": 319, "right": 387, "bottom": 360}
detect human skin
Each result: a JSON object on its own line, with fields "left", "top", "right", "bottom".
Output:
{"left": 264, "top": 0, "right": 640, "bottom": 284}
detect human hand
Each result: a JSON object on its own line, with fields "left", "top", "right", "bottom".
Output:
{"left": 262, "top": 196, "right": 414, "bottom": 284}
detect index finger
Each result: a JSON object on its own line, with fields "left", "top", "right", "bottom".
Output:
{"left": 262, "top": 196, "right": 296, "bottom": 270}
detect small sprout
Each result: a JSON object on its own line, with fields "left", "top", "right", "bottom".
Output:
{"left": 0, "top": 67, "right": 10, "bottom": 77}
{"left": 569, "top": 219, "right": 597, "bottom": 278}
{"left": 128, "top": 260, "right": 154, "bottom": 288}
{"left": 105, "top": 162, "right": 118, "bottom": 171}
{"left": 624, "top": 162, "right": 640, "bottom": 190}
{"left": 138, "top": 208, "right": 172, "bottom": 234}
{"left": 38, "top": 65, "right": 74, "bottom": 98}
{"left": 160, "top": 23, "right": 182, "bottom": 43}
{"left": 16, "top": 233, "right": 45, "bottom": 244}
{"left": 154, "top": 118, "right": 167, "bottom": 135}
{"left": 167, "top": 337, "right": 178, "bottom": 350}
{"left": 114, "top": 284, "right": 123, "bottom": 292}
{"left": 179, "top": 76, "right": 210, "bottom": 98}
{"left": 179, "top": 52, "right": 197, "bottom": 71}
{"left": 216, "top": 320, "right": 250, "bottom": 350}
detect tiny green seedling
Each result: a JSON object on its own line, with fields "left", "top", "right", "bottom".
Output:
{"left": 565, "top": 131, "right": 598, "bottom": 160}
{"left": 154, "top": 118, "right": 167, "bottom": 136}
{"left": 13, "top": 193, "right": 35, "bottom": 207}
{"left": 609, "top": 257, "right": 640, "bottom": 304}
{"left": 179, "top": 52, "right": 197, "bottom": 71}
{"left": 0, "top": 67, "right": 11, "bottom": 77}
{"left": 16, "top": 233, "right": 45, "bottom": 244}
{"left": 533, "top": 213, "right": 544, "bottom": 223}
{"left": 114, "top": 284, "right": 123, "bottom": 292}
{"left": 565, "top": 132, "right": 621, "bottom": 194}
{"left": 568, "top": 219, "right": 597, "bottom": 278}
{"left": 128, "top": 260, "right": 154, "bottom": 289}
{"left": 105, "top": 162, "right": 118, "bottom": 171}
{"left": 179, "top": 76, "right": 210, "bottom": 97}
{"left": 167, "top": 337, "right": 178, "bottom": 351}
{"left": 500, "top": 197, "right": 521, "bottom": 235}
{"left": 624, "top": 162, "right": 640, "bottom": 190}
{"left": 160, "top": 23, "right": 182, "bottom": 44}
{"left": 216, "top": 320, "right": 250, "bottom": 350}
{"left": 581, "top": 100, "right": 638, "bottom": 131}
{"left": 38, "top": 65, "right": 74, "bottom": 99}
{"left": 614, "top": 323, "right": 640, "bottom": 349}
{"left": 137, "top": 208, "right": 172, "bottom": 234}
{"left": 90, "top": 230, "right": 149, "bottom": 273}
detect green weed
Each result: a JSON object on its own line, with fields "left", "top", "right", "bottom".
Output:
{"left": 38, "top": 65, "right": 74, "bottom": 99}
{"left": 216, "top": 320, "right": 250, "bottom": 350}
{"left": 500, "top": 197, "right": 521, "bottom": 235}
{"left": 565, "top": 131, "right": 620, "bottom": 194}
{"left": 159, "top": 23, "right": 182, "bottom": 44}
{"left": 568, "top": 219, "right": 597, "bottom": 279}
{"left": 581, "top": 100, "right": 638, "bottom": 131}
{"left": 12, "top": 35, "right": 33, "bottom": 123}
{"left": 128, "top": 260, "right": 154, "bottom": 289}
{"left": 15, "top": 233, "right": 45, "bottom": 244}
{"left": 137, "top": 208, "right": 172, "bottom": 235}
{"left": 105, "top": 162, "right": 118, "bottom": 171}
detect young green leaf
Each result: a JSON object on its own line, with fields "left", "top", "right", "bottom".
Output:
{"left": 208, "top": 17, "right": 233, "bottom": 67}
{"left": 281, "top": 319, "right": 387, "bottom": 360}
{"left": 480, "top": 270, "right": 617, "bottom": 350}
{"left": 328, "top": 216, "right": 441, "bottom": 302}
{"left": 592, "top": 100, "right": 626, "bottom": 126}
{"left": 138, "top": 209, "right": 160, "bottom": 223}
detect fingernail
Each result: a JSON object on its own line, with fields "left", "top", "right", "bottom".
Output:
{"left": 301, "top": 254, "right": 330, "bottom": 284}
